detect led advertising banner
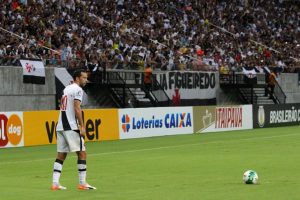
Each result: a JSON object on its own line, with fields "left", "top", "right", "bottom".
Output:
{"left": 194, "top": 105, "right": 253, "bottom": 133}
{"left": 119, "top": 107, "right": 194, "bottom": 139}
{"left": 253, "top": 104, "right": 300, "bottom": 128}
{"left": 0, "top": 112, "right": 24, "bottom": 148}
{"left": 24, "top": 109, "right": 119, "bottom": 146}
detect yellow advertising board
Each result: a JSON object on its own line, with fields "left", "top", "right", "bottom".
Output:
{"left": 24, "top": 109, "right": 119, "bottom": 146}
{"left": 0, "top": 112, "right": 24, "bottom": 148}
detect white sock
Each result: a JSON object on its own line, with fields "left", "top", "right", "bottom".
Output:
{"left": 52, "top": 159, "right": 63, "bottom": 185}
{"left": 78, "top": 160, "right": 87, "bottom": 185}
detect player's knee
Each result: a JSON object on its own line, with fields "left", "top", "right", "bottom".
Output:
{"left": 57, "top": 152, "right": 67, "bottom": 161}
{"left": 78, "top": 151, "right": 86, "bottom": 160}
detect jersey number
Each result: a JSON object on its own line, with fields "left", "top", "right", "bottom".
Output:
{"left": 60, "top": 95, "right": 68, "bottom": 111}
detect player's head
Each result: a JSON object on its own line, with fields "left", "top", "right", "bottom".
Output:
{"left": 73, "top": 69, "right": 88, "bottom": 87}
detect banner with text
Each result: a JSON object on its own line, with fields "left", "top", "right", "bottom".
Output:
{"left": 193, "top": 105, "right": 253, "bottom": 133}
{"left": 253, "top": 103, "right": 300, "bottom": 128}
{"left": 24, "top": 109, "right": 119, "bottom": 146}
{"left": 155, "top": 71, "right": 217, "bottom": 105}
{"left": 119, "top": 107, "right": 194, "bottom": 139}
{"left": 0, "top": 112, "right": 24, "bottom": 148}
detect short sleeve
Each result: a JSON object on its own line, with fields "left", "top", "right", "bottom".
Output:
{"left": 74, "top": 88, "right": 83, "bottom": 102}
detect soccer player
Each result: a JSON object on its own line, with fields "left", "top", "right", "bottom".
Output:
{"left": 51, "top": 69, "right": 96, "bottom": 190}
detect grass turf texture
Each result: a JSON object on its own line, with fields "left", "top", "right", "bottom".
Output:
{"left": 1, "top": 126, "right": 299, "bottom": 200}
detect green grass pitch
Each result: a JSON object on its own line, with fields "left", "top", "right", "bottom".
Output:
{"left": 1, "top": 126, "right": 300, "bottom": 200}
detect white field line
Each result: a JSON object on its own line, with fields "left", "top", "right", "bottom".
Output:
{"left": 0, "top": 132, "right": 299, "bottom": 166}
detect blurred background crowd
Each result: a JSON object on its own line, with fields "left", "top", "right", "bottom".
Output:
{"left": 0, "top": 0, "right": 299, "bottom": 73}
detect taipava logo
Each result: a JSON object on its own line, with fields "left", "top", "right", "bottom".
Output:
{"left": 0, "top": 114, "right": 23, "bottom": 147}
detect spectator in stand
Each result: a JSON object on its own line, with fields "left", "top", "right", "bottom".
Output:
{"left": 0, "top": 0, "right": 299, "bottom": 71}
{"left": 143, "top": 65, "right": 153, "bottom": 96}
{"left": 267, "top": 69, "right": 277, "bottom": 99}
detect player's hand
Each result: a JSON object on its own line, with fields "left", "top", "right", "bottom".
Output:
{"left": 80, "top": 126, "right": 86, "bottom": 137}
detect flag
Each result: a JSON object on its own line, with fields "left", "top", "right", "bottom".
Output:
{"left": 242, "top": 67, "right": 257, "bottom": 79}
{"left": 20, "top": 59, "right": 45, "bottom": 84}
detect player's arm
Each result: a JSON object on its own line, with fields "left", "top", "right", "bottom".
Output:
{"left": 74, "top": 99, "right": 85, "bottom": 136}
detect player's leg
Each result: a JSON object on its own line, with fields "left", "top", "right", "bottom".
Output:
{"left": 64, "top": 130, "right": 96, "bottom": 190}
{"left": 76, "top": 151, "right": 96, "bottom": 190}
{"left": 77, "top": 151, "right": 86, "bottom": 186}
{"left": 51, "top": 131, "right": 69, "bottom": 190}
{"left": 51, "top": 152, "right": 67, "bottom": 190}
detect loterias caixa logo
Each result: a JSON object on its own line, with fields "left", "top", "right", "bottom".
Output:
{"left": 121, "top": 112, "right": 192, "bottom": 133}
{"left": 121, "top": 114, "right": 131, "bottom": 132}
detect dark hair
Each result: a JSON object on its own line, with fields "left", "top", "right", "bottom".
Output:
{"left": 72, "top": 69, "right": 86, "bottom": 80}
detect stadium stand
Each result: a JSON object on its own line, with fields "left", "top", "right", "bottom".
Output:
{"left": 0, "top": 0, "right": 299, "bottom": 73}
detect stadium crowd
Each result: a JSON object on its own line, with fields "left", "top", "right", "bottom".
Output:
{"left": 0, "top": 0, "right": 299, "bottom": 73}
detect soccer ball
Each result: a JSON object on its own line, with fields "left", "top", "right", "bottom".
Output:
{"left": 243, "top": 170, "right": 258, "bottom": 184}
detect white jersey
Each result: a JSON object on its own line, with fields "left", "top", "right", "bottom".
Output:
{"left": 56, "top": 83, "right": 83, "bottom": 131}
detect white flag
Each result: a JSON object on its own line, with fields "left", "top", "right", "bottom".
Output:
{"left": 20, "top": 59, "right": 45, "bottom": 84}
